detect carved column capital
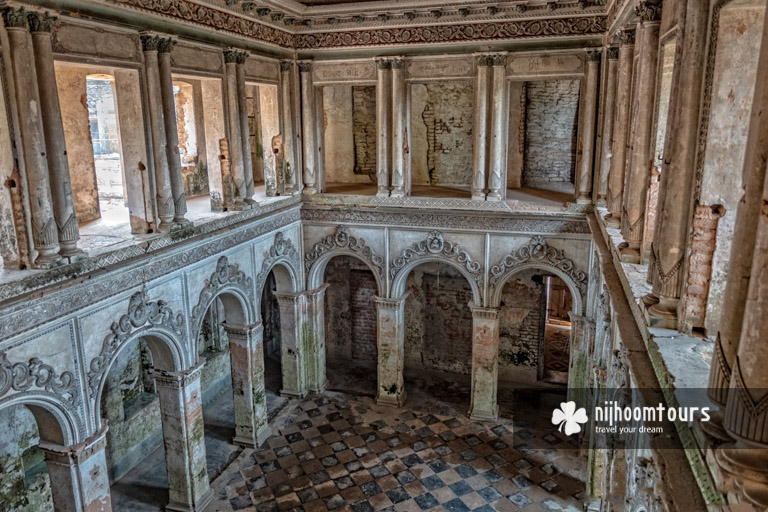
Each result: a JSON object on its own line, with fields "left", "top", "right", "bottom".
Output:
{"left": 607, "top": 47, "right": 620, "bottom": 60}
{"left": 618, "top": 27, "right": 636, "bottom": 45}
{"left": 470, "top": 306, "right": 499, "bottom": 320}
{"left": 224, "top": 49, "right": 247, "bottom": 64}
{"left": 375, "top": 58, "right": 392, "bottom": 70}
{"left": 157, "top": 37, "right": 177, "bottom": 53}
{"left": 476, "top": 55, "right": 492, "bottom": 67}
{"left": 2, "top": 7, "right": 29, "bottom": 29}
{"left": 587, "top": 50, "right": 602, "bottom": 62}
{"left": 390, "top": 57, "right": 406, "bottom": 69}
{"left": 149, "top": 361, "right": 204, "bottom": 389}
{"left": 140, "top": 34, "right": 162, "bottom": 52}
{"left": 488, "top": 53, "right": 507, "bottom": 67}
{"left": 297, "top": 61, "right": 312, "bottom": 73}
{"left": 635, "top": 1, "right": 663, "bottom": 23}
{"left": 280, "top": 60, "right": 293, "bottom": 72}
{"left": 27, "top": 11, "right": 57, "bottom": 33}
{"left": 374, "top": 292, "right": 410, "bottom": 310}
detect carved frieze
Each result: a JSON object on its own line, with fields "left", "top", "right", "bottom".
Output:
{"left": 304, "top": 225, "right": 384, "bottom": 277}
{"left": 0, "top": 351, "right": 78, "bottom": 405}
{"left": 390, "top": 231, "right": 482, "bottom": 287}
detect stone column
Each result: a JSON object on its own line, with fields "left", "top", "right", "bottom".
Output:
{"left": 2, "top": 7, "right": 62, "bottom": 266}
{"left": 619, "top": 5, "right": 661, "bottom": 263}
{"left": 576, "top": 50, "right": 601, "bottom": 204}
{"left": 225, "top": 322, "right": 271, "bottom": 448}
{"left": 487, "top": 53, "right": 508, "bottom": 201}
{"left": 29, "top": 12, "right": 83, "bottom": 260}
{"left": 376, "top": 59, "right": 392, "bottom": 197}
{"left": 274, "top": 292, "right": 307, "bottom": 397}
{"left": 472, "top": 55, "right": 491, "bottom": 200}
{"left": 280, "top": 61, "right": 297, "bottom": 194}
{"left": 706, "top": 0, "right": 768, "bottom": 438}
{"left": 597, "top": 47, "right": 619, "bottom": 207}
{"left": 39, "top": 427, "right": 112, "bottom": 512}
{"left": 391, "top": 58, "right": 407, "bottom": 198}
{"left": 374, "top": 294, "right": 408, "bottom": 407}
{"left": 469, "top": 306, "right": 500, "bottom": 421}
{"left": 141, "top": 34, "right": 175, "bottom": 232}
{"left": 224, "top": 50, "right": 247, "bottom": 208}
{"left": 236, "top": 53, "right": 256, "bottom": 201}
{"left": 303, "top": 284, "right": 330, "bottom": 392}
{"left": 151, "top": 362, "right": 213, "bottom": 512}
{"left": 157, "top": 38, "right": 190, "bottom": 225}
{"left": 717, "top": 158, "right": 768, "bottom": 507}
{"left": 645, "top": 1, "right": 708, "bottom": 329}
{"left": 299, "top": 61, "right": 317, "bottom": 194}
{"left": 606, "top": 29, "right": 636, "bottom": 228}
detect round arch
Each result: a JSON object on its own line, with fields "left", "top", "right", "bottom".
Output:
{"left": 0, "top": 395, "right": 80, "bottom": 446}
{"left": 307, "top": 250, "right": 385, "bottom": 297}
{"left": 191, "top": 285, "right": 255, "bottom": 339}
{"left": 390, "top": 257, "right": 482, "bottom": 306}
{"left": 257, "top": 258, "right": 300, "bottom": 301}
{"left": 490, "top": 263, "right": 585, "bottom": 316}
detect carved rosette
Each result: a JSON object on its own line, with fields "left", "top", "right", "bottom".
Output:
{"left": 304, "top": 225, "right": 384, "bottom": 278}
{"left": 191, "top": 255, "right": 254, "bottom": 328}
{"left": 88, "top": 289, "right": 185, "bottom": 396}
{"left": 0, "top": 351, "right": 78, "bottom": 405}
{"left": 255, "top": 232, "right": 300, "bottom": 291}
{"left": 489, "top": 236, "right": 587, "bottom": 295}
{"left": 390, "top": 231, "right": 482, "bottom": 288}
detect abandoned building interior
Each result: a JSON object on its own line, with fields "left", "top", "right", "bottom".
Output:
{"left": 1, "top": 0, "right": 768, "bottom": 510}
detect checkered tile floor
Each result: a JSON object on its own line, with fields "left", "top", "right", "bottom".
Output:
{"left": 210, "top": 392, "right": 585, "bottom": 511}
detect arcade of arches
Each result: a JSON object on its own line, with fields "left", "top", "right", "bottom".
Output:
{"left": 1, "top": 0, "right": 768, "bottom": 511}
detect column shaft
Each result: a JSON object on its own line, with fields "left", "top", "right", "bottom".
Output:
{"left": 376, "top": 60, "right": 392, "bottom": 197}
{"left": 375, "top": 294, "right": 408, "bottom": 407}
{"left": 299, "top": 62, "right": 317, "bottom": 194}
{"left": 304, "top": 284, "right": 330, "bottom": 392}
{"left": 487, "top": 54, "right": 508, "bottom": 200}
{"left": 472, "top": 57, "right": 490, "bottom": 200}
{"left": 391, "top": 58, "right": 407, "bottom": 197}
{"left": 619, "top": 10, "right": 661, "bottom": 263}
{"left": 158, "top": 41, "right": 189, "bottom": 224}
{"left": 469, "top": 306, "right": 500, "bottom": 421}
{"left": 141, "top": 36, "right": 175, "bottom": 232}
{"left": 275, "top": 292, "right": 307, "bottom": 397}
{"left": 236, "top": 57, "right": 256, "bottom": 201}
{"left": 224, "top": 52, "right": 247, "bottom": 207}
{"left": 606, "top": 30, "right": 636, "bottom": 228}
{"left": 151, "top": 362, "right": 213, "bottom": 512}
{"left": 597, "top": 48, "right": 619, "bottom": 207}
{"left": 3, "top": 10, "right": 62, "bottom": 266}
{"left": 226, "top": 322, "right": 271, "bottom": 447}
{"left": 29, "top": 14, "right": 82, "bottom": 259}
{"left": 576, "top": 51, "right": 601, "bottom": 204}
{"left": 280, "top": 62, "right": 297, "bottom": 194}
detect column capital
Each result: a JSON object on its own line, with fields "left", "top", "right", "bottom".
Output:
{"left": 149, "top": 361, "right": 204, "bottom": 388}
{"left": 304, "top": 283, "right": 330, "bottom": 300}
{"left": 390, "top": 57, "right": 406, "bottom": 69}
{"left": 587, "top": 50, "right": 602, "bottom": 63}
{"left": 375, "top": 58, "right": 392, "bottom": 70}
{"left": 280, "top": 60, "right": 294, "bottom": 72}
{"left": 1, "top": 6, "right": 29, "bottom": 29}
{"left": 157, "top": 37, "right": 177, "bottom": 53}
{"left": 618, "top": 27, "right": 636, "bottom": 45}
{"left": 39, "top": 426, "right": 108, "bottom": 465}
{"left": 224, "top": 49, "right": 248, "bottom": 64}
{"left": 607, "top": 47, "right": 620, "bottom": 60}
{"left": 274, "top": 291, "right": 304, "bottom": 305}
{"left": 635, "top": 1, "right": 663, "bottom": 23}
{"left": 27, "top": 11, "right": 57, "bottom": 33}
{"left": 223, "top": 321, "right": 263, "bottom": 337}
{"left": 475, "top": 54, "right": 492, "bottom": 67}
{"left": 470, "top": 305, "right": 499, "bottom": 319}
{"left": 298, "top": 60, "right": 313, "bottom": 73}
{"left": 374, "top": 292, "right": 410, "bottom": 309}
{"left": 488, "top": 53, "right": 508, "bottom": 67}
{"left": 140, "top": 33, "right": 163, "bottom": 52}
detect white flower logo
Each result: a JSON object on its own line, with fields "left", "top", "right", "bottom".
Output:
{"left": 552, "top": 401, "right": 588, "bottom": 436}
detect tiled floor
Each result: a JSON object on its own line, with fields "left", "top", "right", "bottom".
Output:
{"left": 209, "top": 390, "right": 586, "bottom": 512}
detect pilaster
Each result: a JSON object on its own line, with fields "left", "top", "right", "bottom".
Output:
{"left": 274, "top": 291, "right": 308, "bottom": 397}
{"left": 374, "top": 294, "right": 409, "bottom": 407}
{"left": 303, "top": 284, "right": 330, "bottom": 393}
{"left": 299, "top": 61, "right": 317, "bottom": 195}
{"left": 487, "top": 53, "right": 508, "bottom": 201}
{"left": 597, "top": 47, "right": 620, "bottom": 207}
{"left": 469, "top": 306, "right": 500, "bottom": 421}
{"left": 224, "top": 49, "right": 247, "bottom": 208}
{"left": 280, "top": 61, "right": 298, "bottom": 195}
{"left": 390, "top": 58, "right": 407, "bottom": 198}
{"left": 472, "top": 55, "right": 491, "bottom": 200}
{"left": 235, "top": 52, "right": 257, "bottom": 203}
{"left": 575, "top": 50, "right": 601, "bottom": 204}
{"left": 375, "top": 59, "right": 392, "bottom": 197}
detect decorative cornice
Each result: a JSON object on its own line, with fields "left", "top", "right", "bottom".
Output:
{"left": 607, "top": 46, "right": 620, "bottom": 59}
{"left": 2, "top": 7, "right": 29, "bottom": 29}
{"left": 304, "top": 225, "right": 384, "bottom": 278}
{"left": 635, "top": 1, "right": 662, "bottom": 23}
{"left": 0, "top": 351, "right": 78, "bottom": 405}
{"left": 390, "top": 231, "right": 482, "bottom": 287}
{"left": 618, "top": 27, "right": 636, "bottom": 45}
{"left": 27, "top": 11, "right": 57, "bottom": 33}
{"left": 157, "top": 37, "right": 177, "bottom": 53}
{"left": 140, "top": 34, "right": 162, "bottom": 52}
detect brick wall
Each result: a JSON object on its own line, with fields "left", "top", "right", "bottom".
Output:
{"left": 498, "top": 271, "right": 545, "bottom": 370}
{"left": 523, "top": 80, "right": 581, "bottom": 186}
{"left": 352, "top": 86, "right": 377, "bottom": 177}
{"left": 350, "top": 270, "right": 378, "bottom": 361}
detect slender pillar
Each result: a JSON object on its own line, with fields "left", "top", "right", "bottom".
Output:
{"left": 487, "top": 53, "right": 508, "bottom": 201}
{"left": 576, "top": 51, "right": 601, "bottom": 204}
{"left": 597, "top": 47, "right": 619, "bottom": 207}
{"left": 141, "top": 34, "right": 175, "bottom": 232}
{"left": 236, "top": 53, "right": 256, "bottom": 202}
{"left": 606, "top": 29, "right": 636, "bottom": 228}
{"left": 274, "top": 292, "right": 307, "bottom": 397}
{"left": 391, "top": 58, "right": 407, "bottom": 197}
{"left": 303, "top": 284, "right": 330, "bottom": 392}
{"left": 151, "top": 362, "right": 213, "bottom": 512}
{"left": 375, "top": 294, "right": 408, "bottom": 407}
{"left": 280, "top": 61, "right": 297, "bottom": 194}
{"left": 299, "top": 61, "right": 317, "bottom": 195}
{"left": 224, "top": 50, "right": 247, "bottom": 208}
{"left": 3, "top": 7, "right": 62, "bottom": 266}
{"left": 225, "top": 322, "right": 271, "bottom": 447}
{"left": 157, "top": 38, "right": 189, "bottom": 225}
{"left": 472, "top": 55, "right": 491, "bottom": 200}
{"left": 469, "top": 306, "right": 500, "bottom": 421}
{"left": 645, "top": 1, "right": 708, "bottom": 328}
{"left": 706, "top": 0, "right": 768, "bottom": 439}
{"left": 29, "top": 12, "right": 83, "bottom": 260}
{"left": 376, "top": 59, "right": 392, "bottom": 197}
{"left": 40, "top": 428, "right": 112, "bottom": 512}
{"left": 619, "top": 5, "right": 661, "bottom": 263}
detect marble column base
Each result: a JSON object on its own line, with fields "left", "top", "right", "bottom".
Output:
{"left": 302, "top": 187, "right": 317, "bottom": 195}
{"left": 486, "top": 191, "right": 501, "bottom": 201}
{"left": 716, "top": 442, "right": 768, "bottom": 508}
{"left": 604, "top": 214, "right": 621, "bottom": 229}
{"left": 469, "top": 404, "right": 499, "bottom": 422}
{"left": 166, "top": 488, "right": 213, "bottom": 512}
{"left": 596, "top": 196, "right": 607, "bottom": 208}
{"left": 647, "top": 296, "right": 679, "bottom": 329}
{"left": 618, "top": 241, "right": 641, "bottom": 263}
{"left": 376, "top": 187, "right": 390, "bottom": 198}
{"left": 575, "top": 194, "right": 592, "bottom": 205}
{"left": 390, "top": 188, "right": 405, "bottom": 198}
{"left": 35, "top": 248, "right": 63, "bottom": 268}
{"left": 471, "top": 193, "right": 487, "bottom": 201}
{"left": 376, "top": 390, "right": 407, "bottom": 408}
{"left": 696, "top": 409, "right": 733, "bottom": 444}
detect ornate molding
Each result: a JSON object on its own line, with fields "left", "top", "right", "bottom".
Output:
{"left": 27, "top": 12, "right": 57, "bottom": 33}
{"left": 304, "top": 225, "right": 384, "bottom": 278}
{"left": 255, "top": 232, "right": 299, "bottom": 291}
{"left": 191, "top": 255, "right": 253, "bottom": 328}
{"left": 0, "top": 351, "right": 78, "bottom": 405}
{"left": 390, "top": 231, "right": 482, "bottom": 287}
{"left": 489, "top": 236, "right": 587, "bottom": 294}
{"left": 88, "top": 290, "right": 184, "bottom": 397}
